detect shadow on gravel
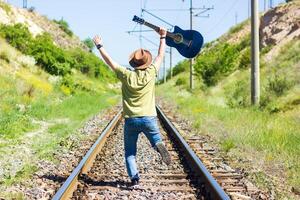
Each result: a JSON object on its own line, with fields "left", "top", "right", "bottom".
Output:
{"left": 41, "top": 174, "right": 67, "bottom": 183}
{"left": 80, "top": 174, "right": 132, "bottom": 190}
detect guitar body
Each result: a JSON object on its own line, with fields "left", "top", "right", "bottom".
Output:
{"left": 166, "top": 26, "right": 204, "bottom": 58}
{"left": 132, "top": 15, "right": 204, "bottom": 58}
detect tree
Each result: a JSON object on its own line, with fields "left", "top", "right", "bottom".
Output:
{"left": 83, "top": 38, "right": 94, "bottom": 52}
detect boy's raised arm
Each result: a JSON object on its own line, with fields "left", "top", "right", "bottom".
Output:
{"left": 93, "top": 35, "right": 120, "bottom": 71}
{"left": 153, "top": 27, "right": 167, "bottom": 71}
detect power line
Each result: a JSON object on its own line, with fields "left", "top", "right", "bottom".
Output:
{"left": 142, "top": 9, "right": 174, "bottom": 28}
{"left": 139, "top": 0, "right": 144, "bottom": 48}
{"left": 130, "top": 1, "right": 213, "bottom": 83}
{"left": 206, "top": 0, "right": 239, "bottom": 34}
{"left": 194, "top": 6, "right": 214, "bottom": 17}
{"left": 146, "top": 8, "right": 189, "bottom": 12}
{"left": 127, "top": 30, "right": 155, "bottom": 34}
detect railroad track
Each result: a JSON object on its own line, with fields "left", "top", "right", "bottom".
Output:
{"left": 52, "top": 106, "right": 260, "bottom": 200}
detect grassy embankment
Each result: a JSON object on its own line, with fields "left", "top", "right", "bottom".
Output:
{"left": 157, "top": 20, "right": 299, "bottom": 199}
{"left": 0, "top": 3, "right": 120, "bottom": 190}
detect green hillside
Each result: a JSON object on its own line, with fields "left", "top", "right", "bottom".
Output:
{"left": 0, "top": 2, "right": 119, "bottom": 197}
{"left": 158, "top": 2, "right": 299, "bottom": 199}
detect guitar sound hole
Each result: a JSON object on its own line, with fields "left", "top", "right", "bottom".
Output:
{"left": 174, "top": 34, "right": 183, "bottom": 44}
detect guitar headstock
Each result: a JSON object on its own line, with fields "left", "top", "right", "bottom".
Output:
{"left": 132, "top": 15, "right": 145, "bottom": 24}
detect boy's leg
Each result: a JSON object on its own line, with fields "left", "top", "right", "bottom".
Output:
{"left": 142, "top": 117, "right": 162, "bottom": 147}
{"left": 143, "top": 117, "right": 171, "bottom": 165}
{"left": 124, "top": 119, "right": 140, "bottom": 181}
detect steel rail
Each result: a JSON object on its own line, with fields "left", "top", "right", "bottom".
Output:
{"left": 52, "top": 110, "right": 122, "bottom": 200}
{"left": 156, "top": 106, "right": 230, "bottom": 200}
{"left": 53, "top": 106, "right": 229, "bottom": 199}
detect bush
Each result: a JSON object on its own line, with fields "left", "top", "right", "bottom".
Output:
{"left": 60, "top": 75, "right": 76, "bottom": 94}
{"left": 267, "top": 74, "right": 293, "bottom": 96}
{"left": 67, "top": 48, "right": 111, "bottom": 78}
{"left": 0, "top": 50, "right": 10, "bottom": 63}
{"left": 175, "top": 77, "right": 187, "bottom": 86}
{"left": 261, "top": 44, "right": 274, "bottom": 55}
{"left": 0, "top": 24, "right": 72, "bottom": 76}
{"left": 0, "top": 24, "right": 33, "bottom": 52}
{"left": 83, "top": 38, "right": 94, "bottom": 52}
{"left": 166, "top": 60, "right": 188, "bottom": 79}
{"left": 0, "top": 23, "right": 115, "bottom": 81}
{"left": 53, "top": 18, "right": 73, "bottom": 36}
{"left": 28, "top": 7, "right": 35, "bottom": 12}
{"left": 238, "top": 47, "right": 251, "bottom": 69}
{"left": 195, "top": 42, "right": 240, "bottom": 86}
{"left": 60, "top": 74, "right": 104, "bottom": 94}
{"left": 225, "top": 80, "right": 250, "bottom": 108}
{"left": 236, "top": 34, "right": 250, "bottom": 51}
{"left": 192, "top": 33, "right": 250, "bottom": 86}
{"left": 28, "top": 33, "right": 72, "bottom": 75}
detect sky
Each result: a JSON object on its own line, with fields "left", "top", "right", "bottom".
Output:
{"left": 7, "top": 0, "right": 286, "bottom": 74}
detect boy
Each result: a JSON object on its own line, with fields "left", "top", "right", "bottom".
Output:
{"left": 93, "top": 27, "right": 171, "bottom": 187}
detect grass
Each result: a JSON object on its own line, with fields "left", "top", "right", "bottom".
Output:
{"left": 157, "top": 81, "right": 300, "bottom": 195}
{"left": 0, "top": 78, "right": 120, "bottom": 188}
{"left": 0, "top": 192, "right": 24, "bottom": 200}
{"left": 3, "top": 164, "right": 38, "bottom": 186}
{"left": 0, "top": 38, "right": 120, "bottom": 192}
{"left": 0, "top": 1, "right": 12, "bottom": 14}
{"left": 30, "top": 91, "right": 119, "bottom": 160}
{"left": 221, "top": 139, "right": 235, "bottom": 153}
{"left": 157, "top": 38, "right": 300, "bottom": 197}
{"left": 228, "top": 19, "right": 249, "bottom": 35}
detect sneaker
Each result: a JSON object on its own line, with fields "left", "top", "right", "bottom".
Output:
{"left": 155, "top": 142, "right": 171, "bottom": 165}
{"left": 130, "top": 178, "right": 140, "bottom": 189}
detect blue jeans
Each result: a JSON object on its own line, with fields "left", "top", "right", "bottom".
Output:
{"left": 124, "top": 116, "right": 162, "bottom": 180}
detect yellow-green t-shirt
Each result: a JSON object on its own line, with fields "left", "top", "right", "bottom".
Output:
{"left": 115, "top": 64, "right": 158, "bottom": 118}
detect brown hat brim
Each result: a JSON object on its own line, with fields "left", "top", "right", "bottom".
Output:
{"left": 129, "top": 49, "right": 152, "bottom": 69}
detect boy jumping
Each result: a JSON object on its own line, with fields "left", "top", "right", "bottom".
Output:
{"left": 93, "top": 27, "right": 171, "bottom": 187}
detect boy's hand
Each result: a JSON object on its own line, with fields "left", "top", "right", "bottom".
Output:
{"left": 93, "top": 35, "right": 103, "bottom": 46}
{"left": 158, "top": 27, "right": 167, "bottom": 37}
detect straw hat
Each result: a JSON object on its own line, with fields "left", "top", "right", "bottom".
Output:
{"left": 129, "top": 48, "right": 152, "bottom": 69}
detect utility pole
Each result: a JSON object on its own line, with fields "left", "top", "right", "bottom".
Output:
{"left": 170, "top": 47, "right": 173, "bottom": 79}
{"left": 235, "top": 12, "right": 238, "bottom": 25}
{"left": 163, "top": 57, "right": 166, "bottom": 83}
{"left": 264, "top": 0, "right": 267, "bottom": 11}
{"left": 251, "top": 0, "right": 260, "bottom": 105}
{"left": 186, "top": 0, "right": 213, "bottom": 89}
{"left": 248, "top": 0, "right": 250, "bottom": 19}
{"left": 189, "top": 0, "right": 194, "bottom": 90}
{"left": 269, "top": 0, "right": 273, "bottom": 9}
{"left": 23, "top": 0, "right": 27, "bottom": 8}
{"left": 141, "top": 1, "right": 212, "bottom": 85}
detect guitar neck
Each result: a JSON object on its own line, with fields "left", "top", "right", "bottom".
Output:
{"left": 143, "top": 21, "right": 176, "bottom": 40}
{"left": 144, "top": 21, "right": 159, "bottom": 32}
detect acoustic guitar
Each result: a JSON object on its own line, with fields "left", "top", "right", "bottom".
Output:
{"left": 132, "top": 15, "right": 204, "bottom": 58}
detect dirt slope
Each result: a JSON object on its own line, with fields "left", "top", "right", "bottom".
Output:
{"left": 0, "top": 1, "right": 88, "bottom": 50}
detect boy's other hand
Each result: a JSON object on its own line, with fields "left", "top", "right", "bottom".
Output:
{"left": 93, "top": 35, "right": 103, "bottom": 46}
